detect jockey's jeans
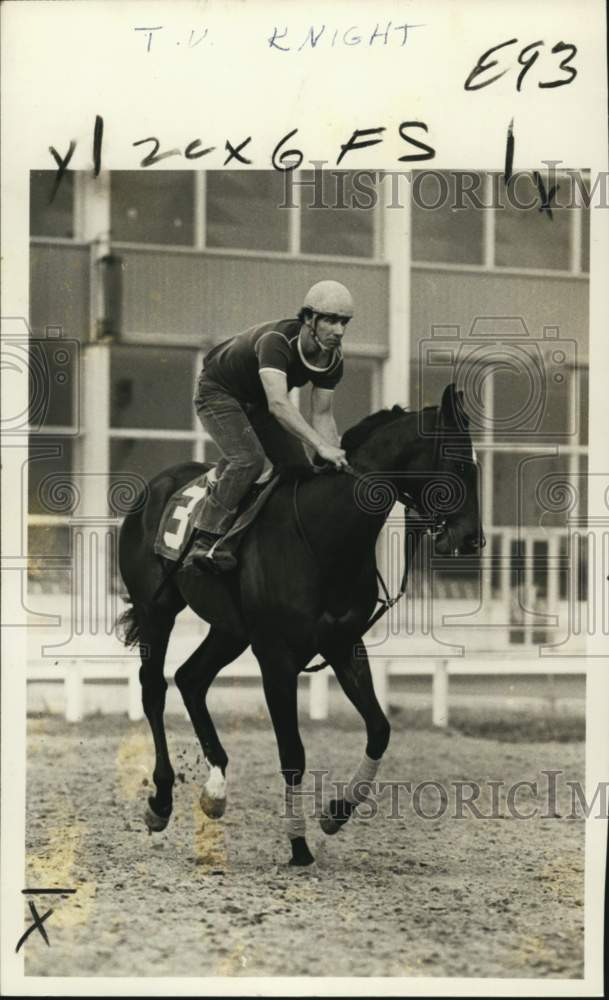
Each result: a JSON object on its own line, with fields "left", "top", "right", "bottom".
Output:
{"left": 193, "top": 375, "right": 308, "bottom": 534}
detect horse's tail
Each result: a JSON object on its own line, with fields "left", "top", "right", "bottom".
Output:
{"left": 115, "top": 600, "right": 141, "bottom": 649}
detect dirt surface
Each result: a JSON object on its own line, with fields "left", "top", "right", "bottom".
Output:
{"left": 25, "top": 711, "right": 584, "bottom": 980}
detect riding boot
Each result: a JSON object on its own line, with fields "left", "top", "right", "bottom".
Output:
{"left": 183, "top": 528, "right": 237, "bottom": 573}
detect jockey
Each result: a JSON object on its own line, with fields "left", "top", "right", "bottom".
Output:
{"left": 185, "top": 279, "right": 353, "bottom": 571}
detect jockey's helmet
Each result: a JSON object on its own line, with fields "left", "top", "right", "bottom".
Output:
{"left": 303, "top": 281, "right": 354, "bottom": 319}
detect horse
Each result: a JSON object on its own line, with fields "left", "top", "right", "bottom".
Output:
{"left": 117, "top": 383, "right": 484, "bottom": 866}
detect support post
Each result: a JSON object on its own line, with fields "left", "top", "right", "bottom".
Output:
{"left": 64, "top": 662, "right": 83, "bottom": 722}
{"left": 309, "top": 670, "right": 329, "bottom": 721}
{"left": 432, "top": 659, "right": 449, "bottom": 728}
{"left": 381, "top": 172, "right": 411, "bottom": 408}
{"left": 128, "top": 664, "right": 143, "bottom": 722}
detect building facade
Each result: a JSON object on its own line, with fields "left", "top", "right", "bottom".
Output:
{"left": 28, "top": 168, "right": 590, "bottom": 653}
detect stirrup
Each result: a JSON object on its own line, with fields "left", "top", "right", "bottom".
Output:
{"left": 183, "top": 531, "right": 237, "bottom": 573}
{"left": 205, "top": 536, "right": 237, "bottom": 572}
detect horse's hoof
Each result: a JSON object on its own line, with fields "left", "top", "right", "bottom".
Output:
{"left": 145, "top": 798, "right": 171, "bottom": 833}
{"left": 289, "top": 837, "right": 315, "bottom": 866}
{"left": 320, "top": 815, "right": 344, "bottom": 836}
{"left": 288, "top": 855, "right": 316, "bottom": 867}
{"left": 200, "top": 790, "right": 226, "bottom": 819}
{"left": 320, "top": 797, "right": 354, "bottom": 835}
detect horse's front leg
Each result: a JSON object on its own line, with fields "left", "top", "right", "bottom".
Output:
{"left": 251, "top": 634, "right": 314, "bottom": 867}
{"left": 320, "top": 637, "right": 390, "bottom": 835}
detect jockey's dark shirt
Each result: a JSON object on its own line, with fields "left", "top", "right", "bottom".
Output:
{"left": 200, "top": 318, "right": 343, "bottom": 408}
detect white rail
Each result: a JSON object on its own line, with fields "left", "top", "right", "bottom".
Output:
{"left": 26, "top": 656, "right": 586, "bottom": 725}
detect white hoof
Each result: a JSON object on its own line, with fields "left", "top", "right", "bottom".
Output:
{"left": 200, "top": 766, "right": 227, "bottom": 819}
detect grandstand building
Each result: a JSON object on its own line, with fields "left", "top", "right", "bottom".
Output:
{"left": 28, "top": 169, "right": 589, "bottom": 657}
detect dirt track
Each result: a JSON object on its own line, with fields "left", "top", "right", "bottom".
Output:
{"left": 25, "top": 712, "right": 584, "bottom": 980}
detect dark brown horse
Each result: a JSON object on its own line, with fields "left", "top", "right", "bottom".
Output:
{"left": 117, "top": 384, "right": 484, "bottom": 866}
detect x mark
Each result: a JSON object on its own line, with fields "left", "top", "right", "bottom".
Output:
{"left": 15, "top": 901, "right": 54, "bottom": 953}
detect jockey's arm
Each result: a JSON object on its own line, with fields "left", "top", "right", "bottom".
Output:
{"left": 310, "top": 387, "right": 341, "bottom": 448}
{"left": 260, "top": 370, "right": 347, "bottom": 466}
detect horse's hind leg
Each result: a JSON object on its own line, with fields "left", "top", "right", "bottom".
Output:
{"left": 137, "top": 609, "right": 177, "bottom": 832}
{"left": 320, "top": 637, "right": 390, "bottom": 836}
{"left": 174, "top": 627, "right": 248, "bottom": 819}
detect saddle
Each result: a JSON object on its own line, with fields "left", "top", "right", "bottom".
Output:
{"left": 153, "top": 467, "right": 281, "bottom": 564}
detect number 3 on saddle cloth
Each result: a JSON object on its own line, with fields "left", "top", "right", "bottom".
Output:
{"left": 153, "top": 467, "right": 279, "bottom": 570}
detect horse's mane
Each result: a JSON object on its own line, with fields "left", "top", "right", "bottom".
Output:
{"left": 341, "top": 405, "right": 407, "bottom": 454}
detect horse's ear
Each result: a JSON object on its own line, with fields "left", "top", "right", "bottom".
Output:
{"left": 441, "top": 384, "right": 469, "bottom": 429}
{"left": 440, "top": 383, "right": 457, "bottom": 415}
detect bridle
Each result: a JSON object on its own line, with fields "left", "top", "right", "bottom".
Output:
{"left": 382, "top": 404, "right": 450, "bottom": 541}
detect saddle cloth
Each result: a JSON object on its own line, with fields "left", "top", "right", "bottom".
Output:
{"left": 154, "top": 467, "right": 280, "bottom": 563}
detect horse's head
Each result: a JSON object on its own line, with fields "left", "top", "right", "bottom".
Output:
{"left": 412, "top": 384, "right": 485, "bottom": 556}
{"left": 343, "top": 383, "right": 485, "bottom": 557}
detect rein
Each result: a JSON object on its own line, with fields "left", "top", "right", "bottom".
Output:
{"left": 296, "top": 407, "right": 447, "bottom": 675}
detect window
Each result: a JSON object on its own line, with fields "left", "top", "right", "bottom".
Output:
{"left": 30, "top": 171, "right": 74, "bottom": 238}
{"left": 492, "top": 453, "right": 570, "bottom": 528}
{"left": 108, "top": 347, "right": 217, "bottom": 498}
{"left": 578, "top": 367, "right": 588, "bottom": 445}
{"left": 492, "top": 357, "right": 572, "bottom": 443}
{"left": 495, "top": 173, "right": 571, "bottom": 270}
{"left": 206, "top": 171, "right": 289, "bottom": 252}
{"left": 28, "top": 523, "right": 71, "bottom": 593}
{"left": 299, "top": 171, "right": 376, "bottom": 258}
{"left": 110, "top": 439, "right": 194, "bottom": 485}
{"left": 110, "top": 347, "right": 195, "bottom": 430}
{"left": 29, "top": 337, "right": 78, "bottom": 429}
{"left": 411, "top": 171, "right": 484, "bottom": 265}
{"left": 28, "top": 436, "right": 75, "bottom": 516}
{"left": 28, "top": 522, "right": 70, "bottom": 558}
{"left": 27, "top": 331, "right": 78, "bottom": 594}
{"left": 577, "top": 455, "right": 588, "bottom": 523}
{"left": 111, "top": 172, "right": 195, "bottom": 245}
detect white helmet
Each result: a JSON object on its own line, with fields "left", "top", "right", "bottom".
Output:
{"left": 303, "top": 280, "right": 354, "bottom": 318}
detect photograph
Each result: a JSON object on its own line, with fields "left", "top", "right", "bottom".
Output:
{"left": 2, "top": 1, "right": 608, "bottom": 996}
{"left": 21, "top": 162, "right": 593, "bottom": 978}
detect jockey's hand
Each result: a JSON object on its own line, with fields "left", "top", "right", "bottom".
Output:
{"left": 316, "top": 441, "right": 349, "bottom": 469}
